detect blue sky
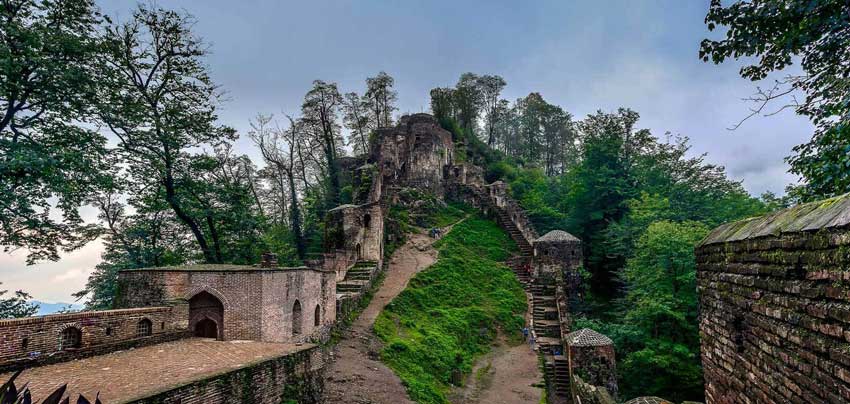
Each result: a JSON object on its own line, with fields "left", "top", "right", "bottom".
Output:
{"left": 3, "top": 0, "right": 813, "bottom": 303}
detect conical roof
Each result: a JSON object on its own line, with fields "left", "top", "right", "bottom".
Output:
{"left": 565, "top": 328, "right": 613, "bottom": 347}
{"left": 624, "top": 397, "right": 673, "bottom": 404}
{"left": 535, "top": 230, "right": 579, "bottom": 242}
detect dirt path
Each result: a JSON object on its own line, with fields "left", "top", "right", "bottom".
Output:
{"left": 322, "top": 229, "right": 439, "bottom": 404}
{"left": 450, "top": 297, "right": 543, "bottom": 404}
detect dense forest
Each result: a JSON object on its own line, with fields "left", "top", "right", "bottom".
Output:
{"left": 2, "top": 0, "right": 848, "bottom": 402}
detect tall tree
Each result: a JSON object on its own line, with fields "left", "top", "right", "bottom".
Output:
{"left": 477, "top": 75, "right": 507, "bottom": 146}
{"left": 251, "top": 114, "right": 306, "bottom": 259}
{"left": 341, "top": 92, "right": 371, "bottom": 154}
{"left": 96, "top": 5, "right": 236, "bottom": 263}
{"left": 75, "top": 191, "right": 190, "bottom": 309}
{"left": 301, "top": 80, "right": 343, "bottom": 209}
{"left": 454, "top": 72, "right": 484, "bottom": 136}
{"left": 364, "top": 71, "right": 397, "bottom": 128}
{"left": 700, "top": 0, "right": 850, "bottom": 200}
{"left": 0, "top": 0, "right": 112, "bottom": 263}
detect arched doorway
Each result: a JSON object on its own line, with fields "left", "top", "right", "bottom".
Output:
{"left": 195, "top": 318, "right": 218, "bottom": 338}
{"left": 189, "top": 291, "right": 224, "bottom": 340}
{"left": 355, "top": 243, "right": 362, "bottom": 260}
{"left": 292, "top": 300, "right": 303, "bottom": 336}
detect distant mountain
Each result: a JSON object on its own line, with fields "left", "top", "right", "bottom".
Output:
{"left": 33, "top": 301, "right": 84, "bottom": 316}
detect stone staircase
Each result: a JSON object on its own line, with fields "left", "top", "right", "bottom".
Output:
{"left": 544, "top": 355, "right": 571, "bottom": 397}
{"left": 336, "top": 261, "right": 378, "bottom": 296}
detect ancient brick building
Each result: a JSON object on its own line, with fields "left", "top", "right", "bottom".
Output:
{"left": 696, "top": 193, "right": 850, "bottom": 403}
{"left": 114, "top": 264, "right": 336, "bottom": 343}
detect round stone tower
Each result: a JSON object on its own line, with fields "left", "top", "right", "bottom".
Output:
{"left": 566, "top": 328, "right": 618, "bottom": 400}
{"left": 532, "top": 230, "right": 582, "bottom": 293}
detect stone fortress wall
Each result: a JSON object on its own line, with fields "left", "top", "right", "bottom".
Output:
{"left": 696, "top": 194, "right": 850, "bottom": 404}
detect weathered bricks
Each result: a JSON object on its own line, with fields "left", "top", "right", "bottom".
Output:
{"left": 697, "top": 193, "right": 850, "bottom": 403}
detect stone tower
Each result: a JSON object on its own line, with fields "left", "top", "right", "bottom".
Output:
{"left": 566, "top": 328, "right": 618, "bottom": 400}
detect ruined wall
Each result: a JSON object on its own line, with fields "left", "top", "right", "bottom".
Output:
{"left": 373, "top": 113, "right": 453, "bottom": 199}
{"left": 0, "top": 307, "right": 186, "bottom": 372}
{"left": 126, "top": 345, "right": 326, "bottom": 404}
{"left": 325, "top": 203, "right": 384, "bottom": 265}
{"left": 116, "top": 265, "right": 336, "bottom": 343}
{"left": 697, "top": 194, "right": 850, "bottom": 404}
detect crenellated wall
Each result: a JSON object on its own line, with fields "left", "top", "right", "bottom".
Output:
{"left": 697, "top": 193, "right": 850, "bottom": 404}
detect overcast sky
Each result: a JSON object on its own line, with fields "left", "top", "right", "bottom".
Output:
{"left": 2, "top": 0, "right": 813, "bottom": 304}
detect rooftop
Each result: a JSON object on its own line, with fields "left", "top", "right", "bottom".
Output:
{"left": 119, "top": 263, "right": 311, "bottom": 272}
{"left": 566, "top": 328, "right": 613, "bottom": 347}
{"left": 700, "top": 192, "right": 850, "bottom": 246}
{"left": 0, "top": 339, "right": 311, "bottom": 403}
{"left": 535, "top": 230, "right": 579, "bottom": 243}
{"left": 623, "top": 397, "right": 673, "bottom": 404}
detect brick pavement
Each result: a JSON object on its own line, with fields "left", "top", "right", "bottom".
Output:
{"left": 0, "top": 338, "right": 311, "bottom": 403}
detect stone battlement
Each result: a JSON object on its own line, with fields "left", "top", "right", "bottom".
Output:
{"left": 696, "top": 192, "right": 850, "bottom": 403}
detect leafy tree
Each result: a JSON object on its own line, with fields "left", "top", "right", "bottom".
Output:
{"left": 0, "top": 283, "right": 39, "bottom": 319}
{"left": 341, "top": 92, "right": 372, "bottom": 154}
{"left": 700, "top": 0, "right": 850, "bottom": 199}
{"left": 301, "top": 80, "right": 344, "bottom": 209}
{"left": 477, "top": 74, "right": 507, "bottom": 146}
{"left": 251, "top": 114, "right": 307, "bottom": 259}
{"left": 96, "top": 5, "right": 236, "bottom": 263}
{"left": 617, "top": 220, "right": 709, "bottom": 401}
{"left": 75, "top": 191, "right": 191, "bottom": 309}
{"left": 454, "top": 72, "right": 484, "bottom": 136}
{"left": 563, "top": 109, "right": 644, "bottom": 295}
{"left": 364, "top": 71, "right": 397, "bottom": 128}
{"left": 0, "top": 0, "right": 112, "bottom": 263}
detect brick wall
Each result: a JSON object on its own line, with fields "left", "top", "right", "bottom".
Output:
{"left": 125, "top": 345, "right": 326, "bottom": 404}
{"left": 697, "top": 194, "right": 850, "bottom": 403}
{"left": 116, "top": 266, "right": 336, "bottom": 344}
{"left": 0, "top": 307, "right": 186, "bottom": 372}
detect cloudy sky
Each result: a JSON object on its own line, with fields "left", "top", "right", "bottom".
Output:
{"left": 2, "top": 0, "right": 813, "bottom": 304}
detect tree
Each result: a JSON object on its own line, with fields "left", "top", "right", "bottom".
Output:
{"left": 454, "top": 72, "right": 484, "bottom": 136}
{"left": 618, "top": 220, "right": 709, "bottom": 401}
{"left": 564, "top": 109, "right": 645, "bottom": 295}
{"left": 301, "top": 80, "right": 344, "bottom": 209}
{"left": 477, "top": 75, "right": 507, "bottom": 146}
{"left": 75, "top": 191, "right": 191, "bottom": 309}
{"left": 0, "top": 0, "right": 112, "bottom": 263}
{"left": 700, "top": 0, "right": 850, "bottom": 200}
{"left": 341, "top": 92, "right": 371, "bottom": 154}
{"left": 96, "top": 5, "right": 236, "bottom": 263}
{"left": 430, "top": 87, "right": 456, "bottom": 123}
{"left": 364, "top": 71, "right": 397, "bottom": 128}
{"left": 251, "top": 114, "right": 306, "bottom": 259}
{"left": 0, "top": 283, "right": 39, "bottom": 319}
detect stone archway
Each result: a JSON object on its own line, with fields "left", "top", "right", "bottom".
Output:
{"left": 189, "top": 291, "right": 224, "bottom": 340}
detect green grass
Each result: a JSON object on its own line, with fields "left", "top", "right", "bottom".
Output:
{"left": 374, "top": 215, "right": 526, "bottom": 403}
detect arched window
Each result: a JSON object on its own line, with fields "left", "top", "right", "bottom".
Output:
{"left": 292, "top": 300, "right": 303, "bottom": 336}
{"left": 137, "top": 318, "right": 152, "bottom": 337}
{"left": 60, "top": 327, "right": 82, "bottom": 350}
{"left": 314, "top": 305, "right": 321, "bottom": 327}
{"left": 364, "top": 214, "right": 372, "bottom": 229}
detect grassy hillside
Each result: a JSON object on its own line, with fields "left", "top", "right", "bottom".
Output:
{"left": 374, "top": 215, "right": 526, "bottom": 404}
